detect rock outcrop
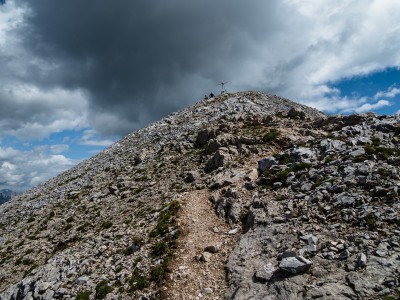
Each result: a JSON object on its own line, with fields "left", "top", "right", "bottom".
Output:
{"left": 0, "top": 91, "right": 399, "bottom": 300}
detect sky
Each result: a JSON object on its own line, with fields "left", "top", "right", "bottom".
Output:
{"left": 1, "top": 0, "right": 400, "bottom": 191}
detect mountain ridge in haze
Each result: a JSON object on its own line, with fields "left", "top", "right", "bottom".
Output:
{"left": 0, "top": 189, "right": 18, "bottom": 205}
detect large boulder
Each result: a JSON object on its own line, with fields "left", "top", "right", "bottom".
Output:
{"left": 196, "top": 128, "right": 217, "bottom": 147}
{"left": 258, "top": 156, "right": 278, "bottom": 173}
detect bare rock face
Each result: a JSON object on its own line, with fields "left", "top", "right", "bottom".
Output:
{"left": 225, "top": 112, "right": 400, "bottom": 300}
{"left": 1, "top": 91, "right": 400, "bottom": 300}
{"left": 205, "top": 149, "right": 232, "bottom": 172}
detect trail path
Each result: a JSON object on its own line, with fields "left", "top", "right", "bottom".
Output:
{"left": 164, "top": 189, "right": 239, "bottom": 300}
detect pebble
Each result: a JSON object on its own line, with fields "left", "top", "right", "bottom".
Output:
{"left": 200, "top": 252, "right": 212, "bottom": 262}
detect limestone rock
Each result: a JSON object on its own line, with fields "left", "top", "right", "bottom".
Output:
{"left": 279, "top": 256, "right": 313, "bottom": 274}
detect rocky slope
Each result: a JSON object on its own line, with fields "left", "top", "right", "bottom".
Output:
{"left": 0, "top": 91, "right": 399, "bottom": 300}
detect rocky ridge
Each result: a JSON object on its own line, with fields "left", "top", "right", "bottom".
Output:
{"left": 0, "top": 91, "right": 399, "bottom": 300}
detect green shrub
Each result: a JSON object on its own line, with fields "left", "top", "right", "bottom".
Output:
{"left": 275, "top": 169, "right": 291, "bottom": 181}
{"left": 150, "top": 265, "right": 167, "bottom": 283}
{"left": 377, "top": 168, "right": 390, "bottom": 177}
{"left": 325, "top": 155, "right": 335, "bottom": 163}
{"left": 132, "top": 236, "right": 144, "bottom": 247}
{"left": 76, "top": 290, "right": 91, "bottom": 300}
{"left": 354, "top": 155, "right": 368, "bottom": 162}
{"left": 262, "top": 129, "right": 280, "bottom": 143}
{"left": 376, "top": 146, "right": 395, "bottom": 160}
{"left": 364, "top": 144, "right": 396, "bottom": 160}
{"left": 292, "top": 162, "right": 311, "bottom": 172}
{"left": 150, "top": 242, "right": 168, "bottom": 257}
{"left": 129, "top": 270, "right": 149, "bottom": 292}
{"left": 278, "top": 153, "right": 290, "bottom": 165}
{"left": 371, "top": 136, "right": 381, "bottom": 146}
{"left": 95, "top": 280, "right": 112, "bottom": 299}
{"left": 16, "top": 257, "right": 34, "bottom": 266}
{"left": 365, "top": 214, "right": 377, "bottom": 230}
{"left": 101, "top": 221, "right": 113, "bottom": 230}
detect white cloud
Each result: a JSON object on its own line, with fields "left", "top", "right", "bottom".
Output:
{"left": 0, "top": 84, "right": 89, "bottom": 140}
{"left": 0, "top": 3, "right": 90, "bottom": 141}
{"left": 230, "top": 0, "right": 400, "bottom": 113}
{"left": 80, "top": 129, "right": 116, "bottom": 147}
{"left": 374, "top": 87, "right": 400, "bottom": 99}
{"left": 353, "top": 100, "right": 391, "bottom": 113}
{"left": 0, "top": 145, "right": 77, "bottom": 191}
{"left": 305, "top": 94, "right": 391, "bottom": 114}
{"left": 49, "top": 144, "right": 69, "bottom": 154}
{"left": 0, "top": 1, "right": 26, "bottom": 46}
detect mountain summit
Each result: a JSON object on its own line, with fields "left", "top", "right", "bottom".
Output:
{"left": 1, "top": 91, "right": 399, "bottom": 300}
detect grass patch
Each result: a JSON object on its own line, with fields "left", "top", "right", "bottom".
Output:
{"left": 364, "top": 144, "right": 396, "bottom": 160}
{"left": 149, "top": 201, "right": 180, "bottom": 238}
{"left": 259, "top": 161, "right": 312, "bottom": 189}
{"left": 16, "top": 257, "right": 34, "bottom": 266}
{"left": 147, "top": 200, "right": 181, "bottom": 294}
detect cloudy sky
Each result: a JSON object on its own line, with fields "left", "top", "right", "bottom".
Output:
{"left": 1, "top": 0, "right": 400, "bottom": 191}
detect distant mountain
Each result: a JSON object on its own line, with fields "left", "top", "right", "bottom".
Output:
{"left": 0, "top": 189, "right": 17, "bottom": 205}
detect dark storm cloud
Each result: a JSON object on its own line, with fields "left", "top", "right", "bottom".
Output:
{"left": 16, "top": 0, "right": 281, "bottom": 135}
